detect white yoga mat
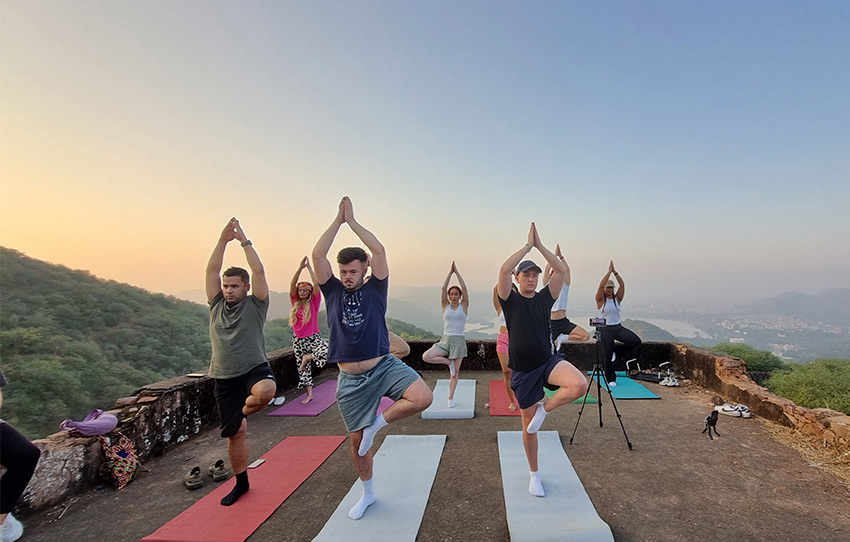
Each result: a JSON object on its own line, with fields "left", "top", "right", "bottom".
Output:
{"left": 313, "top": 434, "right": 446, "bottom": 542}
{"left": 498, "top": 431, "right": 614, "bottom": 542}
{"left": 421, "top": 379, "right": 476, "bottom": 419}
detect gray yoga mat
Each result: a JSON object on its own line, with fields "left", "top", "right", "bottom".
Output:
{"left": 498, "top": 431, "right": 614, "bottom": 542}
{"left": 421, "top": 379, "right": 476, "bottom": 419}
{"left": 313, "top": 434, "right": 446, "bottom": 542}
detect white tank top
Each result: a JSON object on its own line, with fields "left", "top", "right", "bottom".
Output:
{"left": 443, "top": 305, "right": 467, "bottom": 336}
{"left": 551, "top": 284, "right": 570, "bottom": 312}
{"left": 498, "top": 311, "right": 506, "bottom": 327}
{"left": 601, "top": 297, "right": 621, "bottom": 326}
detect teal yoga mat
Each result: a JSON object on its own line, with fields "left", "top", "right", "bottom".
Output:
{"left": 544, "top": 387, "right": 598, "bottom": 404}
{"left": 588, "top": 373, "right": 659, "bottom": 399}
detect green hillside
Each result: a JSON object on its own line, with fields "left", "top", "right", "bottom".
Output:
{"left": 0, "top": 248, "right": 213, "bottom": 439}
{"left": 621, "top": 319, "right": 676, "bottom": 342}
{"left": 0, "top": 248, "right": 438, "bottom": 439}
{"left": 387, "top": 317, "right": 440, "bottom": 340}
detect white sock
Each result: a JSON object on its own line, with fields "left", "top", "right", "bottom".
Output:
{"left": 358, "top": 413, "right": 388, "bottom": 456}
{"left": 555, "top": 333, "right": 568, "bottom": 350}
{"left": 529, "top": 470, "right": 545, "bottom": 497}
{"left": 526, "top": 402, "right": 547, "bottom": 434}
{"left": 448, "top": 360, "right": 456, "bottom": 377}
{"left": 448, "top": 399, "right": 456, "bottom": 408}
{"left": 349, "top": 478, "right": 376, "bottom": 519}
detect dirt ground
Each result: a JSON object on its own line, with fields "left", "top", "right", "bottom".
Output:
{"left": 21, "top": 370, "right": 850, "bottom": 542}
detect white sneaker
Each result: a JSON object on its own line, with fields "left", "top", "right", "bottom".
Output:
{"left": 715, "top": 403, "right": 741, "bottom": 417}
{"left": 2, "top": 514, "right": 24, "bottom": 542}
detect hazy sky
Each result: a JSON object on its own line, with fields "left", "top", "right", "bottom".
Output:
{"left": 2, "top": 1, "right": 848, "bottom": 309}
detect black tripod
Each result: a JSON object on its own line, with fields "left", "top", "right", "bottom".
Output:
{"left": 569, "top": 326, "right": 633, "bottom": 449}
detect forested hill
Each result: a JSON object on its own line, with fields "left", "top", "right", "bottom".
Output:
{"left": 0, "top": 247, "right": 212, "bottom": 439}
{"left": 0, "top": 248, "right": 440, "bottom": 439}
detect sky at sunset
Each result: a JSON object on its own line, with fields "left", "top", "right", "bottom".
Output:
{"left": 2, "top": 1, "right": 848, "bottom": 310}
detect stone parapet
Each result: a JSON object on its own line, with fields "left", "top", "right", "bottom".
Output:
{"left": 20, "top": 347, "right": 306, "bottom": 513}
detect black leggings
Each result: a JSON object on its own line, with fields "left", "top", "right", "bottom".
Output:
{"left": 0, "top": 421, "right": 41, "bottom": 514}
{"left": 599, "top": 324, "right": 642, "bottom": 384}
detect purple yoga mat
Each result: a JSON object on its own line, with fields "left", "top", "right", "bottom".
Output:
{"left": 268, "top": 380, "right": 338, "bottom": 416}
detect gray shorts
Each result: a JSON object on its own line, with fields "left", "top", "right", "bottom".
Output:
{"left": 336, "top": 354, "right": 421, "bottom": 433}
{"left": 433, "top": 335, "right": 467, "bottom": 359}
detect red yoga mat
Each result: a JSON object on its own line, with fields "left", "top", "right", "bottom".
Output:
{"left": 143, "top": 435, "right": 346, "bottom": 542}
{"left": 267, "top": 380, "right": 337, "bottom": 416}
{"left": 488, "top": 380, "right": 521, "bottom": 416}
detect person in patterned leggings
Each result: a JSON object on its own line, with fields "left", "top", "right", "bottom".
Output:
{"left": 290, "top": 256, "right": 330, "bottom": 404}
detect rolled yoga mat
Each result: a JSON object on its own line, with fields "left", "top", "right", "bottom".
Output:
{"left": 267, "top": 379, "right": 338, "bottom": 416}
{"left": 498, "top": 431, "right": 614, "bottom": 542}
{"left": 313, "top": 434, "right": 446, "bottom": 542}
{"left": 421, "top": 379, "right": 476, "bottom": 419}
{"left": 143, "top": 435, "right": 346, "bottom": 542}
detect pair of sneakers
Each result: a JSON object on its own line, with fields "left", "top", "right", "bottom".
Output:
{"left": 184, "top": 460, "right": 229, "bottom": 490}
{"left": 715, "top": 403, "right": 751, "bottom": 418}
{"left": 659, "top": 376, "right": 680, "bottom": 387}
{"left": 1, "top": 514, "right": 23, "bottom": 542}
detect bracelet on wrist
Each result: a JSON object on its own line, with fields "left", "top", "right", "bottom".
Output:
{"left": 241, "top": 240, "right": 253, "bottom": 247}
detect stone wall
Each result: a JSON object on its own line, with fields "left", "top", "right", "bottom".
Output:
{"left": 21, "top": 346, "right": 309, "bottom": 513}
{"left": 19, "top": 340, "right": 848, "bottom": 514}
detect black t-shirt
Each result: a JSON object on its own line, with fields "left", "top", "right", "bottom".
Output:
{"left": 499, "top": 288, "right": 555, "bottom": 372}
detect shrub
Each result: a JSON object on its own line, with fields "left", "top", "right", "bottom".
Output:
{"left": 764, "top": 359, "right": 850, "bottom": 415}
{"left": 709, "top": 343, "right": 787, "bottom": 372}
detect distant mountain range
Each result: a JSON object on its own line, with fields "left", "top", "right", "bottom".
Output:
{"left": 734, "top": 289, "right": 850, "bottom": 326}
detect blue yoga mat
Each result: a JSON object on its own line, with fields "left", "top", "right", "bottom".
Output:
{"left": 588, "top": 374, "right": 659, "bottom": 399}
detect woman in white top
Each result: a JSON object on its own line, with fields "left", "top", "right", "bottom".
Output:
{"left": 423, "top": 261, "right": 469, "bottom": 408}
{"left": 595, "top": 260, "right": 642, "bottom": 386}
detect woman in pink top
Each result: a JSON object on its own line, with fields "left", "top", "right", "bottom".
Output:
{"left": 290, "top": 256, "right": 329, "bottom": 404}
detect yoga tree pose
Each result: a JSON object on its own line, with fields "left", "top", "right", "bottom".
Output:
{"left": 289, "top": 256, "right": 329, "bottom": 404}
{"left": 544, "top": 243, "right": 590, "bottom": 351}
{"left": 497, "top": 223, "right": 587, "bottom": 497}
{"left": 205, "top": 218, "right": 276, "bottom": 506}
{"left": 422, "top": 261, "right": 469, "bottom": 408}
{"left": 595, "top": 260, "right": 642, "bottom": 387}
{"left": 312, "top": 196, "right": 432, "bottom": 520}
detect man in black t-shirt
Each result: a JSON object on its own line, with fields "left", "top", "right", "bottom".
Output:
{"left": 497, "top": 223, "right": 587, "bottom": 498}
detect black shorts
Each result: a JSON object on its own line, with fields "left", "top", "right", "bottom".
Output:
{"left": 549, "top": 317, "right": 577, "bottom": 340}
{"left": 510, "top": 354, "right": 563, "bottom": 410}
{"left": 214, "top": 364, "right": 276, "bottom": 438}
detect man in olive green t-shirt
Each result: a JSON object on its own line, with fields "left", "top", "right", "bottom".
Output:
{"left": 206, "top": 217, "right": 276, "bottom": 506}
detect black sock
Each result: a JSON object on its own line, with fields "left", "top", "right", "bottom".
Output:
{"left": 220, "top": 470, "right": 249, "bottom": 506}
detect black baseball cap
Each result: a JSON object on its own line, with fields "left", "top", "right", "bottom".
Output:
{"left": 516, "top": 260, "right": 542, "bottom": 274}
